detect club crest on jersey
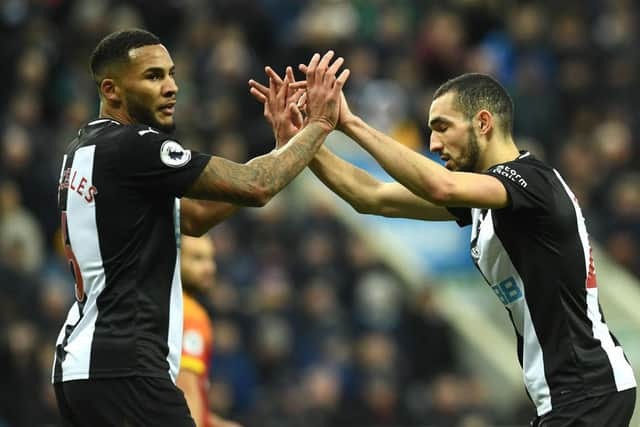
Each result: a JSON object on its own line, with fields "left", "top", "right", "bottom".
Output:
{"left": 160, "top": 140, "right": 191, "bottom": 168}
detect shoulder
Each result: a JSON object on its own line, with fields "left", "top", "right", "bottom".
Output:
{"left": 183, "top": 294, "right": 211, "bottom": 326}
{"left": 487, "top": 152, "right": 554, "bottom": 189}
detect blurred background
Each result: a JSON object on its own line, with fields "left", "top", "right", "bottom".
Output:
{"left": 1, "top": 0, "right": 639, "bottom": 426}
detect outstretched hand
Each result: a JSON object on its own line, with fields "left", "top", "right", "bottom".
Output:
{"left": 294, "top": 61, "right": 354, "bottom": 133}
{"left": 301, "top": 51, "right": 350, "bottom": 132}
{"left": 248, "top": 51, "right": 349, "bottom": 147}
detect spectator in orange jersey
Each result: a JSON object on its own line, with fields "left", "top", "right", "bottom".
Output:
{"left": 177, "top": 234, "right": 242, "bottom": 427}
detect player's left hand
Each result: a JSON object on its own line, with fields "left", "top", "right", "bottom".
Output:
{"left": 248, "top": 66, "right": 306, "bottom": 148}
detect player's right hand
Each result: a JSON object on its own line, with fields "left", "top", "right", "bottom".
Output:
{"left": 300, "top": 51, "right": 350, "bottom": 132}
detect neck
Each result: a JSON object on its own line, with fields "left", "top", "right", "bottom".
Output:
{"left": 99, "top": 102, "right": 135, "bottom": 125}
{"left": 478, "top": 135, "right": 520, "bottom": 171}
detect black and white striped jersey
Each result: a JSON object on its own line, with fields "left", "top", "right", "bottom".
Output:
{"left": 448, "top": 151, "right": 636, "bottom": 416}
{"left": 52, "top": 119, "right": 209, "bottom": 384}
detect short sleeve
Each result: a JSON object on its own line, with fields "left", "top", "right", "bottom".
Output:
{"left": 117, "top": 126, "right": 209, "bottom": 198}
{"left": 447, "top": 207, "right": 472, "bottom": 227}
{"left": 486, "top": 159, "right": 550, "bottom": 212}
{"left": 181, "top": 326, "right": 207, "bottom": 375}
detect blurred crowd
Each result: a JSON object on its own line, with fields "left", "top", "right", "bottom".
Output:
{"left": 0, "top": 0, "right": 638, "bottom": 426}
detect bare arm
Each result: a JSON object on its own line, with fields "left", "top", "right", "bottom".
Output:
{"left": 310, "top": 146, "right": 455, "bottom": 220}
{"left": 340, "top": 115, "right": 508, "bottom": 209}
{"left": 249, "top": 67, "right": 452, "bottom": 220}
{"left": 176, "top": 370, "right": 205, "bottom": 427}
{"left": 186, "top": 51, "right": 349, "bottom": 208}
{"left": 180, "top": 199, "right": 239, "bottom": 237}
{"left": 184, "top": 122, "right": 330, "bottom": 207}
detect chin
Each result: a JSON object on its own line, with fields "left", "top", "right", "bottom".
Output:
{"left": 156, "top": 120, "right": 176, "bottom": 134}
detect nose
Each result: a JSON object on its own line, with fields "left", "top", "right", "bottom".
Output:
{"left": 429, "top": 132, "right": 442, "bottom": 153}
{"left": 163, "top": 75, "right": 178, "bottom": 97}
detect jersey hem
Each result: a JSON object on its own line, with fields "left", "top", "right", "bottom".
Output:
{"left": 536, "top": 383, "right": 637, "bottom": 416}
{"left": 51, "top": 369, "right": 172, "bottom": 384}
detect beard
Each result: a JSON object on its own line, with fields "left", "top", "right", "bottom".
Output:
{"left": 456, "top": 127, "right": 480, "bottom": 172}
{"left": 126, "top": 94, "right": 176, "bottom": 133}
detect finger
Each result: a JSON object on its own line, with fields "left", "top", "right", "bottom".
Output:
{"left": 248, "top": 79, "right": 270, "bottom": 96}
{"left": 288, "top": 81, "right": 307, "bottom": 90}
{"left": 289, "top": 88, "right": 304, "bottom": 105}
{"left": 333, "top": 68, "right": 351, "bottom": 93}
{"left": 299, "top": 64, "right": 309, "bottom": 74}
{"left": 298, "top": 91, "right": 307, "bottom": 104}
{"left": 281, "top": 69, "right": 295, "bottom": 110}
{"left": 305, "top": 53, "right": 321, "bottom": 85}
{"left": 249, "top": 87, "right": 267, "bottom": 104}
{"left": 316, "top": 50, "right": 335, "bottom": 83}
{"left": 265, "top": 66, "right": 284, "bottom": 87}
{"left": 327, "top": 57, "right": 344, "bottom": 78}
{"left": 262, "top": 98, "right": 272, "bottom": 122}
{"left": 289, "top": 102, "right": 303, "bottom": 128}
{"left": 268, "top": 77, "right": 278, "bottom": 109}
{"left": 285, "top": 66, "right": 297, "bottom": 84}
{"left": 275, "top": 74, "right": 289, "bottom": 110}
{"left": 298, "top": 91, "right": 307, "bottom": 110}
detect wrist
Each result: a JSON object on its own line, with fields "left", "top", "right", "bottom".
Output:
{"left": 307, "top": 118, "right": 334, "bottom": 134}
{"left": 338, "top": 114, "right": 361, "bottom": 138}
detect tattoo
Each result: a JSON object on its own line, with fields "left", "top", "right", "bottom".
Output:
{"left": 186, "top": 122, "right": 328, "bottom": 205}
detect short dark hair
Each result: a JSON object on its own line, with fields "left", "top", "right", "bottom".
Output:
{"left": 433, "top": 73, "right": 514, "bottom": 135}
{"left": 90, "top": 29, "right": 161, "bottom": 85}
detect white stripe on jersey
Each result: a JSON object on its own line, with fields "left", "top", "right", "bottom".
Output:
{"left": 166, "top": 198, "right": 183, "bottom": 383}
{"left": 554, "top": 170, "right": 636, "bottom": 392}
{"left": 54, "top": 145, "right": 107, "bottom": 381}
{"left": 57, "top": 154, "right": 68, "bottom": 207}
{"left": 472, "top": 209, "right": 552, "bottom": 414}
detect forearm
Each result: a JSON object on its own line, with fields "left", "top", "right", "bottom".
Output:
{"left": 186, "top": 122, "right": 330, "bottom": 206}
{"left": 177, "top": 374, "right": 205, "bottom": 427}
{"left": 341, "top": 116, "right": 451, "bottom": 203}
{"left": 181, "top": 199, "right": 239, "bottom": 236}
{"left": 309, "top": 146, "right": 381, "bottom": 213}
{"left": 247, "top": 121, "right": 330, "bottom": 200}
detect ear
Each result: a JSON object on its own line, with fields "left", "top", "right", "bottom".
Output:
{"left": 100, "top": 78, "right": 121, "bottom": 104}
{"left": 476, "top": 110, "right": 494, "bottom": 136}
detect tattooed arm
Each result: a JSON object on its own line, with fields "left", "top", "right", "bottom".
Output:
{"left": 185, "top": 50, "right": 350, "bottom": 208}
{"left": 184, "top": 121, "right": 332, "bottom": 206}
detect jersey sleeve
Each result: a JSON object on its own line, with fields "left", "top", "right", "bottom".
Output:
{"left": 117, "top": 126, "right": 210, "bottom": 198}
{"left": 181, "top": 310, "right": 212, "bottom": 376}
{"left": 486, "top": 160, "right": 551, "bottom": 212}
{"left": 446, "top": 207, "right": 472, "bottom": 227}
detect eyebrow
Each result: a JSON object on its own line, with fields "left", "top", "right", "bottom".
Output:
{"left": 142, "top": 65, "right": 175, "bottom": 74}
{"left": 428, "top": 116, "right": 452, "bottom": 129}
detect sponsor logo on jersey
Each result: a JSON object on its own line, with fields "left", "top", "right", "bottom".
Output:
{"left": 491, "top": 276, "right": 523, "bottom": 305}
{"left": 160, "top": 140, "right": 191, "bottom": 168}
{"left": 138, "top": 127, "right": 159, "bottom": 136}
{"left": 491, "top": 165, "right": 528, "bottom": 188}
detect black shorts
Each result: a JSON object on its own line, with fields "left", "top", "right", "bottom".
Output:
{"left": 531, "top": 388, "right": 636, "bottom": 427}
{"left": 54, "top": 376, "right": 195, "bottom": 427}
